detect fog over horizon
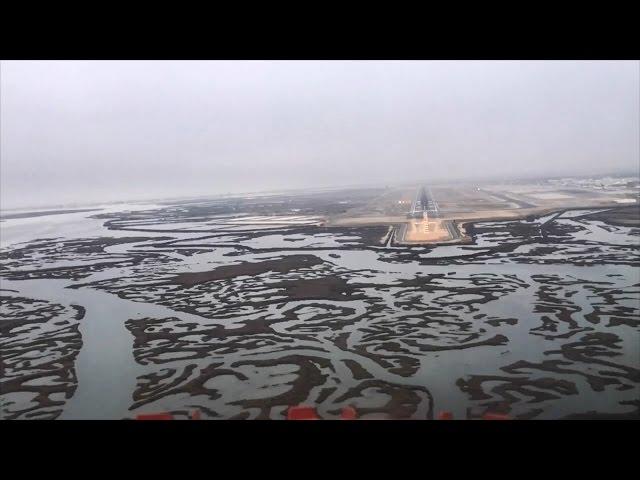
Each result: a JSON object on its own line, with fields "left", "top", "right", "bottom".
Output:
{"left": 1, "top": 60, "right": 638, "bottom": 210}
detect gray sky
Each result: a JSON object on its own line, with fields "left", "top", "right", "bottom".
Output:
{"left": 1, "top": 60, "right": 638, "bottom": 209}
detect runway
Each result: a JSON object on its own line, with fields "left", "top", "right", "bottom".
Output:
{"left": 410, "top": 186, "right": 440, "bottom": 218}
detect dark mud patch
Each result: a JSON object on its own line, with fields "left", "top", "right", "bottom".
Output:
{"left": 583, "top": 205, "right": 640, "bottom": 227}
{"left": 166, "top": 255, "right": 324, "bottom": 287}
{"left": 331, "top": 380, "right": 434, "bottom": 419}
{"left": 343, "top": 359, "right": 374, "bottom": 380}
{"left": 0, "top": 208, "right": 102, "bottom": 220}
{"left": 268, "top": 276, "right": 359, "bottom": 301}
{"left": 0, "top": 294, "right": 84, "bottom": 420}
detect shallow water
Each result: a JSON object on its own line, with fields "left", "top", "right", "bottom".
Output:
{"left": 1, "top": 204, "right": 638, "bottom": 420}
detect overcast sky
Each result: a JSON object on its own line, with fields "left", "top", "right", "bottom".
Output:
{"left": 1, "top": 60, "right": 638, "bottom": 209}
